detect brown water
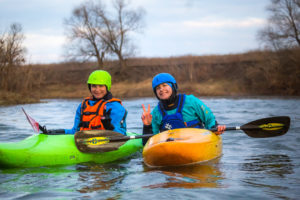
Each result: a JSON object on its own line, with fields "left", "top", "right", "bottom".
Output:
{"left": 0, "top": 97, "right": 299, "bottom": 199}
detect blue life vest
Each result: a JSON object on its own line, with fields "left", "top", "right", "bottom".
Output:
{"left": 158, "top": 94, "right": 204, "bottom": 132}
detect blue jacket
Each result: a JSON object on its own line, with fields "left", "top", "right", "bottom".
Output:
{"left": 64, "top": 99, "right": 127, "bottom": 135}
{"left": 151, "top": 94, "right": 216, "bottom": 134}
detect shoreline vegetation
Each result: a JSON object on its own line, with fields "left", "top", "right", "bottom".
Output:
{"left": 1, "top": 50, "right": 299, "bottom": 106}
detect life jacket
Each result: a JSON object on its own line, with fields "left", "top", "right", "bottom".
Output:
{"left": 79, "top": 97, "right": 122, "bottom": 131}
{"left": 158, "top": 94, "right": 204, "bottom": 132}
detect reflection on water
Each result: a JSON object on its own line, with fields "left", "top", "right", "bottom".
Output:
{"left": 143, "top": 159, "right": 224, "bottom": 189}
{"left": 75, "top": 163, "right": 127, "bottom": 194}
{"left": 240, "top": 154, "right": 295, "bottom": 198}
{"left": 241, "top": 154, "right": 293, "bottom": 176}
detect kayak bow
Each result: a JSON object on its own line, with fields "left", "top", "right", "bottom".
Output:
{"left": 143, "top": 128, "right": 222, "bottom": 167}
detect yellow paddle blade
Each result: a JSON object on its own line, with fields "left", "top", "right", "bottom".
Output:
{"left": 74, "top": 130, "right": 127, "bottom": 153}
{"left": 242, "top": 116, "right": 290, "bottom": 138}
{"left": 259, "top": 123, "right": 285, "bottom": 131}
{"left": 84, "top": 137, "right": 109, "bottom": 145}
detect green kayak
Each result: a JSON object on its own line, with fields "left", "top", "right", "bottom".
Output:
{"left": 0, "top": 132, "right": 143, "bottom": 168}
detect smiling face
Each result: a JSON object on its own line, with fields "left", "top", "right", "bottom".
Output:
{"left": 155, "top": 83, "right": 173, "bottom": 100}
{"left": 90, "top": 84, "right": 107, "bottom": 99}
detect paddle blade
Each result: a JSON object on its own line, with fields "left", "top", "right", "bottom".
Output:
{"left": 74, "top": 130, "right": 127, "bottom": 153}
{"left": 241, "top": 116, "right": 290, "bottom": 138}
{"left": 22, "top": 108, "right": 40, "bottom": 133}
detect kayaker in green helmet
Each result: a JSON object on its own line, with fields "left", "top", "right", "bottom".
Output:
{"left": 41, "top": 70, "right": 127, "bottom": 135}
{"left": 141, "top": 73, "right": 225, "bottom": 144}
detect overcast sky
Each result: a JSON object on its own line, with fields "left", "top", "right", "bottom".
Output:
{"left": 0, "top": 0, "right": 270, "bottom": 64}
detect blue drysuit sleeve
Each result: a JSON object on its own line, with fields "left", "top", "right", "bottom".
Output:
{"left": 151, "top": 106, "right": 161, "bottom": 135}
{"left": 187, "top": 95, "right": 216, "bottom": 129}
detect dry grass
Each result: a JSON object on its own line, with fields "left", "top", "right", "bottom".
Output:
{"left": 1, "top": 49, "right": 299, "bottom": 105}
{"left": 40, "top": 84, "right": 90, "bottom": 99}
{"left": 0, "top": 91, "right": 40, "bottom": 105}
{"left": 180, "top": 79, "right": 245, "bottom": 96}
{"left": 111, "top": 79, "right": 153, "bottom": 98}
{"left": 35, "top": 79, "right": 248, "bottom": 99}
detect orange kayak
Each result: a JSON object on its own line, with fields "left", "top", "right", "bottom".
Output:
{"left": 142, "top": 128, "right": 222, "bottom": 167}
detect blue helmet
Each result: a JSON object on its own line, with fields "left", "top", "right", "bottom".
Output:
{"left": 152, "top": 73, "right": 178, "bottom": 93}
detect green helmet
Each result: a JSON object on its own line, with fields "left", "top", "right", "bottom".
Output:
{"left": 87, "top": 70, "right": 112, "bottom": 91}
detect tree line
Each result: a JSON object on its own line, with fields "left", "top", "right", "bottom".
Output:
{"left": 0, "top": 0, "right": 299, "bottom": 104}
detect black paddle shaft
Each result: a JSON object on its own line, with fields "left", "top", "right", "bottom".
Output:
{"left": 73, "top": 116, "right": 290, "bottom": 153}
{"left": 108, "top": 134, "right": 154, "bottom": 142}
{"left": 210, "top": 127, "right": 240, "bottom": 132}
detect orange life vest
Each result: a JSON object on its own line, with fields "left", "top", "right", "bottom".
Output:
{"left": 79, "top": 97, "right": 122, "bottom": 131}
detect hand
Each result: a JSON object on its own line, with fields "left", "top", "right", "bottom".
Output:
{"left": 215, "top": 125, "right": 226, "bottom": 135}
{"left": 39, "top": 125, "right": 48, "bottom": 134}
{"left": 40, "top": 125, "right": 65, "bottom": 135}
{"left": 141, "top": 104, "right": 152, "bottom": 125}
{"left": 101, "top": 108, "right": 115, "bottom": 130}
{"left": 46, "top": 129, "right": 65, "bottom": 135}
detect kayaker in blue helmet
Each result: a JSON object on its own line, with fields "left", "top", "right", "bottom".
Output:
{"left": 41, "top": 70, "right": 127, "bottom": 135}
{"left": 141, "top": 73, "right": 225, "bottom": 143}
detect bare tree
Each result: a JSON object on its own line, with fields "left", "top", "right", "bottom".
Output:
{"left": 258, "top": 0, "right": 300, "bottom": 50}
{"left": 64, "top": 1, "right": 107, "bottom": 67}
{"left": 0, "top": 23, "right": 27, "bottom": 91}
{"left": 64, "top": 0, "right": 145, "bottom": 68}
{"left": 0, "top": 23, "right": 26, "bottom": 69}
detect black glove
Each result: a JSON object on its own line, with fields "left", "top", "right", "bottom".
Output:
{"left": 40, "top": 125, "right": 65, "bottom": 135}
{"left": 101, "top": 108, "right": 115, "bottom": 130}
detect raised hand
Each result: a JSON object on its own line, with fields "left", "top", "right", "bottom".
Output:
{"left": 141, "top": 104, "right": 152, "bottom": 125}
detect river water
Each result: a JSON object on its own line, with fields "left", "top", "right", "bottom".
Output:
{"left": 0, "top": 97, "right": 299, "bottom": 200}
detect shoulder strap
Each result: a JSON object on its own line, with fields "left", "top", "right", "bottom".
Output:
{"left": 80, "top": 97, "right": 91, "bottom": 115}
{"left": 158, "top": 102, "right": 166, "bottom": 117}
{"left": 176, "top": 94, "right": 185, "bottom": 113}
{"left": 96, "top": 100, "right": 106, "bottom": 115}
{"left": 79, "top": 97, "right": 93, "bottom": 127}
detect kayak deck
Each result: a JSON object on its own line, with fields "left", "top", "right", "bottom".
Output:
{"left": 142, "top": 128, "right": 222, "bottom": 167}
{"left": 0, "top": 132, "right": 142, "bottom": 168}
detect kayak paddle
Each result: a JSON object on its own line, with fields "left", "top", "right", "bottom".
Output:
{"left": 210, "top": 116, "right": 290, "bottom": 138}
{"left": 22, "top": 108, "right": 63, "bottom": 134}
{"left": 74, "top": 116, "right": 290, "bottom": 153}
{"left": 22, "top": 108, "right": 44, "bottom": 133}
{"left": 74, "top": 129, "right": 153, "bottom": 153}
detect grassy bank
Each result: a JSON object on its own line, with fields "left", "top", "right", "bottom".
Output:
{"left": 0, "top": 92, "right": 40, "bottom": 105}
{"left": 1, "top": 50, "right": 299, "bottom": 105}
{"left": 0, "top": 80, "right": 244, "bottom": 105}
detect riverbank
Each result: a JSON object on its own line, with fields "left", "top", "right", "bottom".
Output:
{"left": 1, "top": 79, "right": 296, "bottom": 106}
{"left": 1, "top": 50, "right": 299, "bottom": 106}
{"left": 0, "top": 92, "right": 40, "bottom": 106}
